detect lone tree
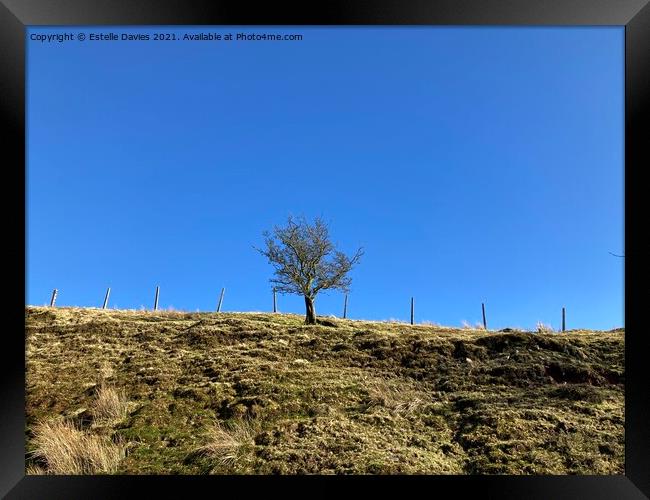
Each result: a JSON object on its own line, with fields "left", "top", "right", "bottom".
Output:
{"left": 257, "top": 215, "right": 363, "bottom": 325}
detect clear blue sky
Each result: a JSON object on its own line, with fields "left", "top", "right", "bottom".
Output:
{"left": 26, "top": 26, "right": 624, "bottom": 330}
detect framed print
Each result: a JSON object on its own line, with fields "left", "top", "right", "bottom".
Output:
{"left": 2, "top": 0, "right": 649, "bottom": 498}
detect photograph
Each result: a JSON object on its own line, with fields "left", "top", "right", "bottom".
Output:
{"left": 22, "top": 24, "right": 628, "bottom": 477}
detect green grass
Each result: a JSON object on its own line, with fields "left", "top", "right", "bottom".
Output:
{"left": 25, "top": 306, "right": 624, "bottom": 474}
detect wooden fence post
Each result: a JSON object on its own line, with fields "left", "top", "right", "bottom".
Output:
{"left": 153, "top": 286, "right": 159, "bottom": 311}
{"left": 49, "top": 289, "right": 58, "bottom": 307}
{"left": 343, "top": 294, "right": 348, "bottom": 319}
{"left": 217, "top": 287, "right": 225, "bottom": 312}
{"left": 482, "top": 302, "right": 487, "bottom": 330}
{"left": 410, "top": 297, "right": 414, "bottom": 325}
{"left": 273, "top": 287, "right": 277, "bottom": 313}
{"left": 102, "top": 288, "right": 111, "bottom": 309}
{"left": 562, "top": 307, "right": 566, "bottom": 332}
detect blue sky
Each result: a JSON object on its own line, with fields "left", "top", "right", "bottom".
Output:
{"left": 26, "top": 26, "right": 624, "bottom": 330}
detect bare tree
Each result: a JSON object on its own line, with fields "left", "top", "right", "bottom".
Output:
{"left": 256, "top": 215, "right": 363, "bottom": 325}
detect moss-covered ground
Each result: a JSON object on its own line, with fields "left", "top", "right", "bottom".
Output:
{"left": 25, "top": 306, "right": 624, "bottom": 474}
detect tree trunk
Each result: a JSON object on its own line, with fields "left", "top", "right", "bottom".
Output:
{"left": 304, "top": 295, "right": 316, "bottom": 325}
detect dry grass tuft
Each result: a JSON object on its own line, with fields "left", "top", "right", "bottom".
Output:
{"left": 365, "top": 379, "right": 423, "bottom": 416}
{"left": 30, "top": 419, "right": 125, "bottom": 474}
{"left": 199, "top": 419, "right": 258, "bottom": 467}
{"left": 25, "top": 464, "right": 46, "bottom": 475}
{"left": 98, "top": 362, "right": 114, "bottom": 382}
{"left": 92, "top": 385, "right": 129, "bottom": 423}
{"left": 461, "top": 320, "right": 485, "bottom": 330}
{"left": 536, "top": 322, "right": 555, "bottom": 333}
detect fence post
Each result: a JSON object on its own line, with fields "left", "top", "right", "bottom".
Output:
{"left": 102, "top": 287, "right": 111, "bottom": 309}
{"left": 153, "top": 286, "right": 159, "bottom": 311}
{"left": 273, "top": 287, "right": 277, "bottom": 313}
{"left": 482, "top": 302, "right": 487, "bottom": 330}
{"left": 217, "top": 287, "right": 225, "bottom": 312}
{"left": 49, "top": 289, "right": 58, "bottom": 307}
{"left": 562, "top": 307, "right": 566, "bottom": 332}
{"left": 343, "top": 294, "right": 348, "bottom": 319}
{"left": 410, "top": 297, "right": 414, "bottom": 325}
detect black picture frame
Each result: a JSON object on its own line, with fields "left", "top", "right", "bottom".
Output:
{"left": 2, "top": 1, "right": 648, "bottom": 498}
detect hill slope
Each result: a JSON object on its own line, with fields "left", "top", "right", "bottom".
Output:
{"left": 25, "top": 306, "right": 624, "bottom": 474}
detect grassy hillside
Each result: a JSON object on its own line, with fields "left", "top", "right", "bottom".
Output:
{"left": 25, "top": 306, "right": 624, "bottom": 475}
